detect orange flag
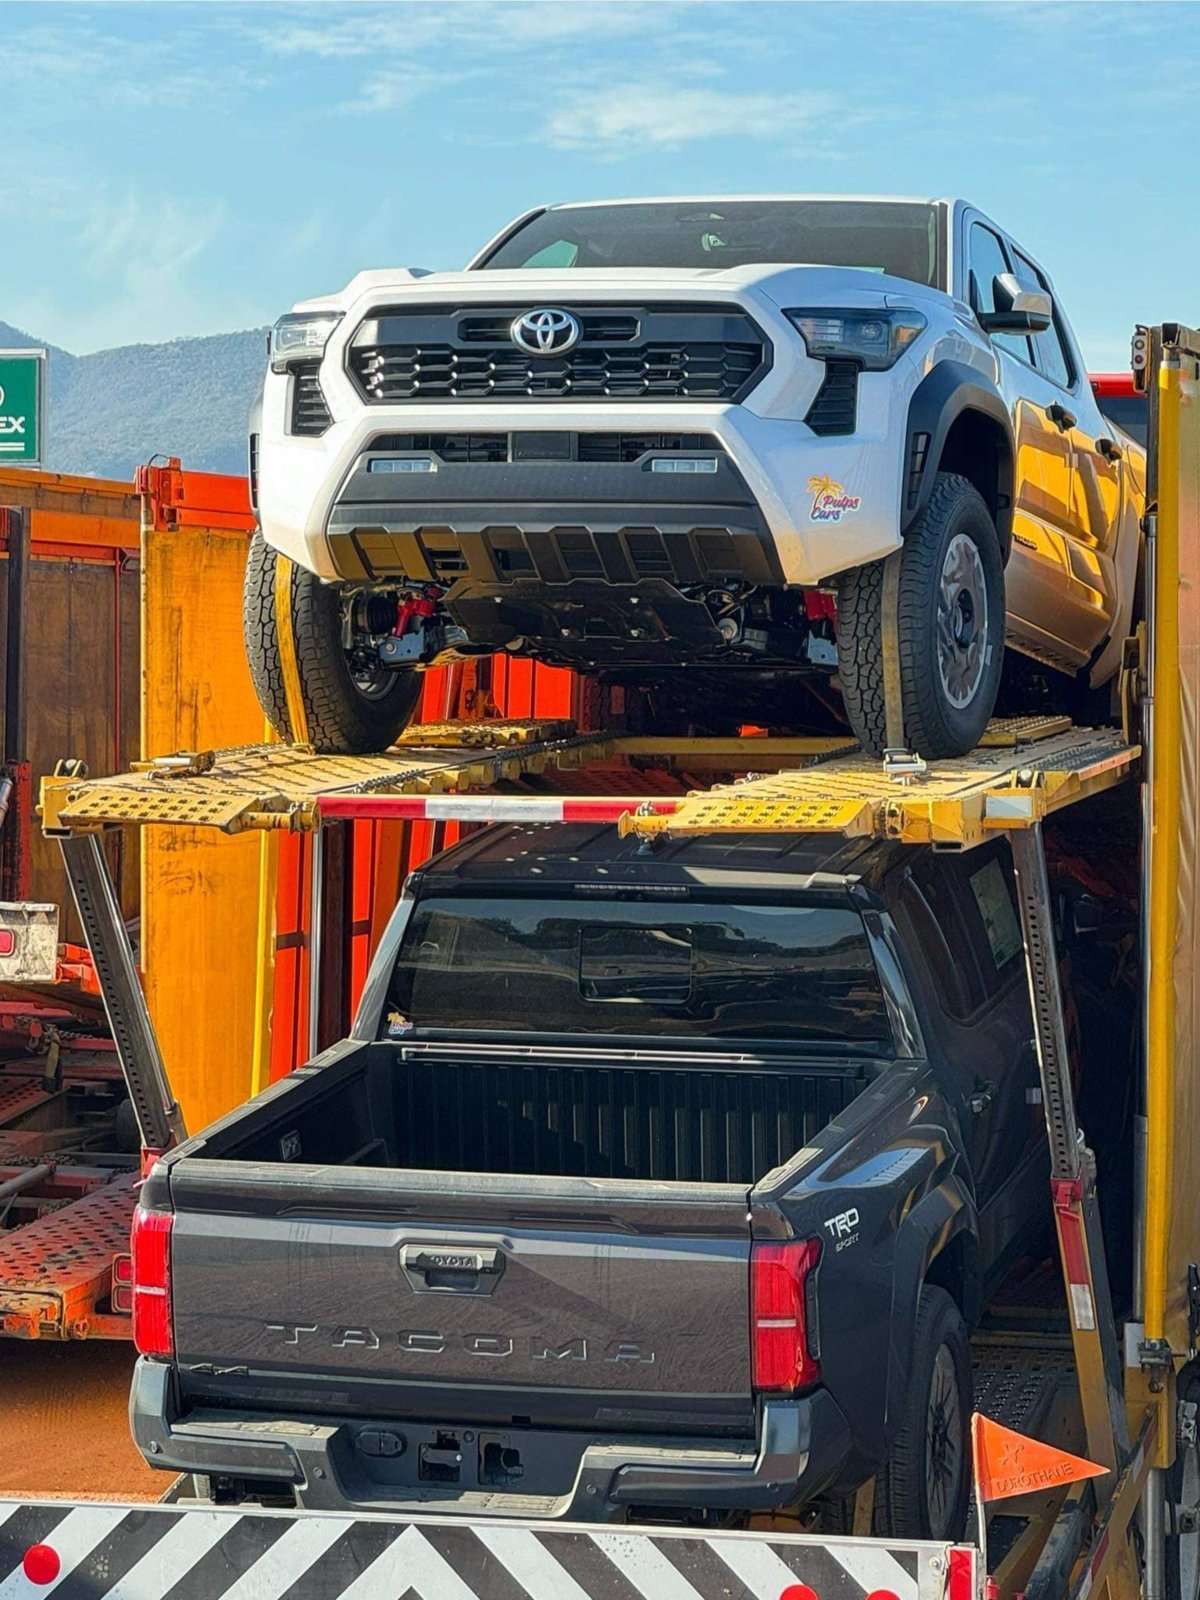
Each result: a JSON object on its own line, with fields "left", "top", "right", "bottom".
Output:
{"left": 971, "top": 1413, "right": 1108, "bottom": 1503}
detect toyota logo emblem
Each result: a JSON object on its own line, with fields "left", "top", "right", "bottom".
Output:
{"left": 510, "top": 308, "right": 581, "bottom": 357}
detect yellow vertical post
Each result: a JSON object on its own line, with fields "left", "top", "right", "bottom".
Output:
{"left": 249, "top": 819, "right": 278, "bottom": 1098}
{"left": 1144, "top": 350, "right": 1183, "bottom": 1348}
{"left": 141, "top": 514, "right": 275, "bottom": 1131}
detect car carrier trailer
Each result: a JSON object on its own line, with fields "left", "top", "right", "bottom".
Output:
{"left": 3, "top": 324, "right": 1197, "bottom": 1599}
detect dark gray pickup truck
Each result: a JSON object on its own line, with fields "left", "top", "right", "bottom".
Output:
{"left": 129, "top": 823, "right": 1049, "bottom": 1541}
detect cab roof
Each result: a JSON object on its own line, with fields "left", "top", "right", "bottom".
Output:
{"left": 412, "top": 823, "right": 907, "bottom": 896}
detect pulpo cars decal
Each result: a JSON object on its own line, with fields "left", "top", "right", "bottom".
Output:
{"left": 807, "top": 474, "right": 862, "bottom": 523}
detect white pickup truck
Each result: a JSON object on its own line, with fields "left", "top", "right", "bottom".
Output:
{"left": 248, "top": 195, "right": 1143, "bottom": 757}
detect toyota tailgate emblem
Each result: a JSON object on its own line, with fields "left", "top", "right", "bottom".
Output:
{"left": 510, "top": 308, "right": 581, "bottom": 356}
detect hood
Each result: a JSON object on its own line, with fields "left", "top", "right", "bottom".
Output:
{"left": 292, "top": 263, "right": 950, "bottom": 317}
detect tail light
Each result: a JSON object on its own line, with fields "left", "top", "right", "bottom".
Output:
{"left": 751, "top": 1238, "right": 821, "bottom": 1392}
{"left": 130, "top": 1206, "right": 174, "bottom": 1357}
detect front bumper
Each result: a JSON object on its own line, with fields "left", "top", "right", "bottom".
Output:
{"left": 132, "top": 1359, "right": 852, "bottom": 1521}
{"left": 257, "top": 392, "right": 911, "bottom": 590}
{"left": 324, "top": 440, "right": 780, "bottom": 593}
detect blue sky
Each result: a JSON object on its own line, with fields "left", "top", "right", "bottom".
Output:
{"left": 3, "top": 0, "right": 1192, "bottom": 369}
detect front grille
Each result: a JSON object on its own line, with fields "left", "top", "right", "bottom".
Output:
{"left": 349, "top": 303, "right": 769, "bottom": 405}
{"left": 371, "top": 432, "right": 509, "bottom": 462}
{"left": 367, "top": 432, "right": 726, "bottom": 464}
{"left": 576, "top": 433, "right": 721, "bottom": 463}
{"left": 352, "top": 344, "right": 763, "bottom": 403}
{"left": 805, "top": 359, "right": 859, "bottom": 436}
{"left": 457, "top": 312, "right": 639, "bottom": 344}
{"left": 290, "top": 363, "right": 333, "bottom": 436}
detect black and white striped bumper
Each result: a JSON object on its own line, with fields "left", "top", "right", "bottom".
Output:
{"left": 0, "top": 1499, "right": 979, "bottom": 1600}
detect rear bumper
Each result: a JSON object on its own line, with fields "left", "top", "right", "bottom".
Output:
{"left": 132, "top": 1360, "right": 852, "bottom": 1521}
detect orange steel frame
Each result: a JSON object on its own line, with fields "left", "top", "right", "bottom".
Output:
{"left": 0, "top": 461, "right": 255, "bottom": 1342}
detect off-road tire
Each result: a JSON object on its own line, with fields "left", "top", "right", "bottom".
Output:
{"left": 242, "top": 529, "right": 421, "bottom": 753}
{"left": 837, "top": 474, "right": 1005, "bottom": 759}
{"left": 875, "top": 1284, "right": 972, "bottom": 1541}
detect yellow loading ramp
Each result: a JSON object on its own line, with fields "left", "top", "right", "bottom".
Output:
{"left": 44, "top": 712, "right": 1147, "bottom": 1600}
{"left": 46, "top": 715, "right": 1133, "bottom": 842}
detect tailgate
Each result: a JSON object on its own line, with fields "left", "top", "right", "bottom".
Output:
{"left": 168, "top": 1164, "right": 755, "bottom": 1431}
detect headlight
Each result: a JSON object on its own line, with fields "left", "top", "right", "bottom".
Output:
{"left": 269, "top": 312, "right": 343, "bottom": 372}
{"left": 785, "top": 309, "right": 927, "bottom": 370}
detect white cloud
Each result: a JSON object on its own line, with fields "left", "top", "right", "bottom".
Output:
{"left": 0, "top": 170, "right": 232, "bottom": 352}
{"left": 78, "top": 188, "right": 224, "bottom": 296}
{"left": 341, "top": 63, "right": 461, "bottom": 113}
{"left": 254, "top": 0, "right": 686, "bottom": 59}
{"left": 1, "top": 19, "right": 260, "bottom": 112}
{"left": 543, "top": 83, "right": 842, "bottom": 152}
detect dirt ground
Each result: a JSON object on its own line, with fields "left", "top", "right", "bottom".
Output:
{"left": 0, "top": 1341, "right": 163, "bottom": 1501}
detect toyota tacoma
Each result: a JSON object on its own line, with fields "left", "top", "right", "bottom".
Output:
{"left": 247, "top": 195, "right": 1144, "bottom": 758}
{"left": 129, "top": 822, "right": 1061, "bottom": 1540}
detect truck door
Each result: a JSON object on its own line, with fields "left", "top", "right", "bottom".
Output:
{"left": 898, "top": 846, "right": 1042, "bottom": 1265}
{"left": 965, "top": 222, "right": 1098, "bottom": 670}
{"left": 1010, "top": 245, "right": 1122, "bottom": 654}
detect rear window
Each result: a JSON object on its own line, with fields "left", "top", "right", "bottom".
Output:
{"left": 901, "top": 846, "right": 1022, "bottom": 1021}
{"left": 1096, "top": 393, "right": 1147, "bottom": 448}
{"left": 384, "top": 895, "right": 892, "bottom": 1050}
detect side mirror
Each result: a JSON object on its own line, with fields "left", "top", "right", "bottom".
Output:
{"left": 978, "top": 272, "right": 1053, "bottom": 334}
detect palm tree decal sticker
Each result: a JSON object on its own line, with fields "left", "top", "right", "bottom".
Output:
{"left": 807, "top": 474, "right": 862, "bottom": 522}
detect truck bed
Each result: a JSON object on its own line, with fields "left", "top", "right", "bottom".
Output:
{"left": 201, "top": 1041, "right": 869, "bottom": 1185}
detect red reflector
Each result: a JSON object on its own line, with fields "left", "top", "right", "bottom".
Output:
{"left": 865, "top": 1592, "right": 902, "bottom": 1600}
{"left": 948, "top": 1549, "right": 977, "bottom": 1600}
{"left": 780, "top": 1586, "right": 821, "bottom": 1600}
{"left": 0, "top": 930, "right": 16, "bottom": 958}
{"left": 23, "top": 1545, "right": 61, "bottom": 1585}
{"left": 752, "top": 1238, "right": 821, "bottom": 1392}
{"left": 130, "top": 1206, "right": 174, "bottom": 1357}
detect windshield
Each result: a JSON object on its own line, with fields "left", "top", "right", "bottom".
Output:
{"left": 383, "top": 894, "right": 892, "bottom": 1050}
{"left": 478, "top": 199, "right": 940, "bottom": 287}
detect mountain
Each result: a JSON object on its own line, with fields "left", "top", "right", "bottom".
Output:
{"left": 0, "top": 321, "right": 268, "bottom": 482}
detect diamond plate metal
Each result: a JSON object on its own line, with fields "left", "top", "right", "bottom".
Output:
{"left": 395, "top": 718, "right": 578, "bottom": 749}
{"left": 629, "top": 725, "right": 1139, "bottom": 847}
{"left": 977, "top": 715, "right": 1074, "bottom": 747}
{"left": 53, "top": 731, "right": 610, "bottom": 834}
{"left": 0, "top": 1173, "right": 135, "bottom": 1339}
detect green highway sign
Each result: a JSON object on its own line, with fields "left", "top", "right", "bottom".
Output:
{"left": 0, "top": 350, "right": 46, "bottom": 467}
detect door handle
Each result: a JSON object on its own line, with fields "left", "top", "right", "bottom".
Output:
{"left": 969, "top": 1081, "right": 998, "bottom": 1115}
{"left": 1095, "top": 436, "right": 1122, "bottom": 463}
{"left": 1047, "top": 403, "right": 1077, "bottom": 432}
{"left": 400, "top": 1244, "right": 505, "bottom": 1295}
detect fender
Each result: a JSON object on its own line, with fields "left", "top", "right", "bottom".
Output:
{"left": 882, "top": 1175, "right": 979, "bottom": 1445}
{"left": 902, "top": 360, "right": 1015, "bottom": 561}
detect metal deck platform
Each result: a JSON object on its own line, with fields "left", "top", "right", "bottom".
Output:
{"left": 45, "top": 721, "right": 609, "bottom": 834}
{"left": 0, "top": 1173, "right": 135, "bottom": 1340}
{"left": 620, "top": 723, "right": 1137, "bottom": 847}
{"left": 43, "top": 715, "right": 1140, "bottom": 849}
